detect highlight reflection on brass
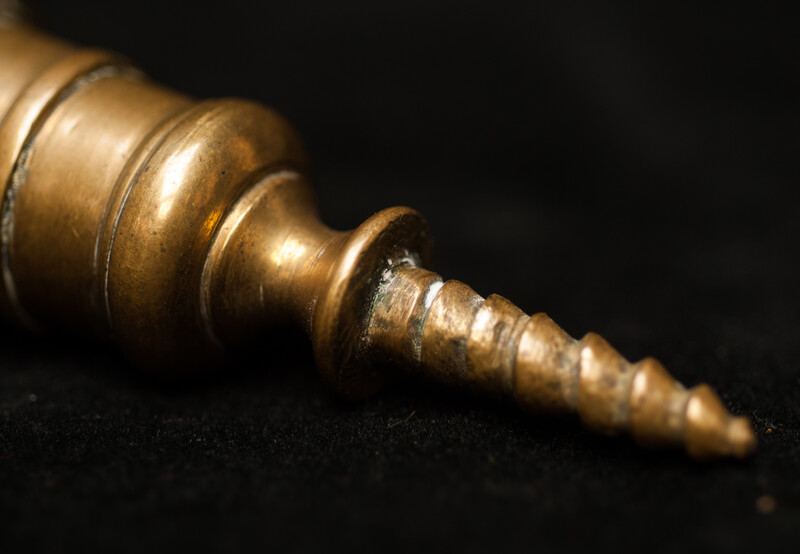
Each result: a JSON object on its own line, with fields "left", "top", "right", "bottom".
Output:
{"left": 0, "top": 12, "right": 756, "bottom": 460}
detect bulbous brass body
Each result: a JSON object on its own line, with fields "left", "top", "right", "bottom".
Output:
{"left": 0, "top": 17, "right": 756, "bottom": 459}
{"left": 0, "top": 21, "right": 428, "bottom": 389}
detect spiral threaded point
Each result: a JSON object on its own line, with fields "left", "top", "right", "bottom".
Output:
{"left": 364, "top": 261, "right": 756, "bottom": 460}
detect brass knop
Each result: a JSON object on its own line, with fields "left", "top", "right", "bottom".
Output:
{"left": 0, "top": 17, "right": 756, "bottom": 460}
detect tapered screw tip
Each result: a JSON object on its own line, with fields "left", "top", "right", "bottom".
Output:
{"left": 727, "top": 417, "right": 758, "bottom": 458}
{"left": 685, "top": 384, "right": 757, "bottom": 460}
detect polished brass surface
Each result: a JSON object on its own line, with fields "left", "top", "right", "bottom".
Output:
{"left": 0, "top": 16, "right": 756, "bottom": 459}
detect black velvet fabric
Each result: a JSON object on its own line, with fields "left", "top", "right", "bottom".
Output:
{"left": 2, "top": 2, "right": 799, "bottom": 552}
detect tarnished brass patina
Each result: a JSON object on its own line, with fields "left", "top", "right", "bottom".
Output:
{"left": 0, "top": 12, "right": 756, "bottom": 459}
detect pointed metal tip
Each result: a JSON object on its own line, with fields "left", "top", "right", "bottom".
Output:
{"left": 685, "top": 384, "right": 757, "bottom": 460}
{"left": 727, "top": 416, "right": 758, "bottom": 459}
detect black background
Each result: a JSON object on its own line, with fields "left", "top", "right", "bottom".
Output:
{"left": 2, "top": 1, "right": 799, "bottom": 552}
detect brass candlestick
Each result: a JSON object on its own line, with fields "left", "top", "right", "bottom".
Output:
{"left": 0, "top": 13, "right": 756, "bottom": 459}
